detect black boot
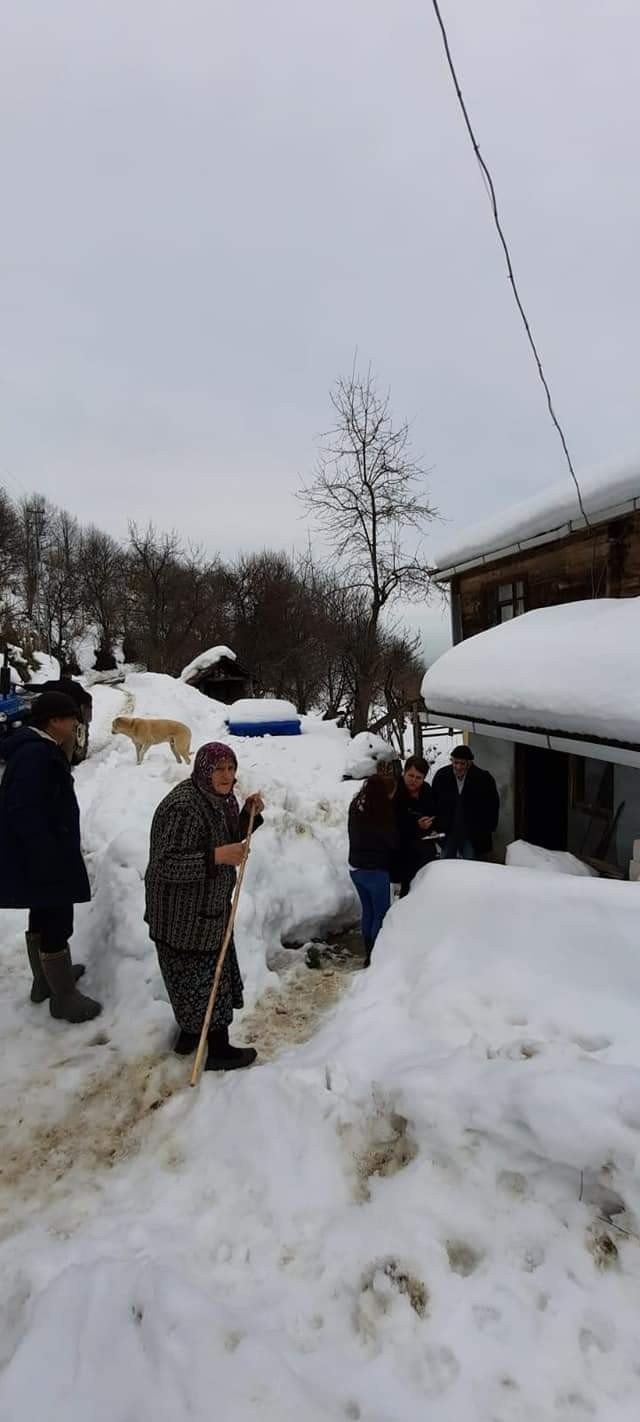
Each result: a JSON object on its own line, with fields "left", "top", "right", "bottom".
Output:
{"left": 173, "top": 1028, "right": 200, "bottom": 1056}
{"left": 205, "top": 1026, "right": 257, "bottom": 1072}
{"left": 26, "top": 932, "right": 85, "bottom": 1004}
{"left": 362, "top": 938, "right": 373, "bottom": 968}
{"left": 40, "top": 948, "right": 102, "bottom": 1023}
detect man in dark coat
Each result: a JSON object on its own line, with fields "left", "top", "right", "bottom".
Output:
{"left": 432, "top": 745, "right": 499, "bottom": 861}
{"left": 0, "top": 691, "right": 101, "bottom": 1021}
{"left": 394, "top": 755, "right": 438, "bottom": 896}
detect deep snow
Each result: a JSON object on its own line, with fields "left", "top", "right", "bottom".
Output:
{"left": 1, "top": 673, "right": 640, "bottom": 1421}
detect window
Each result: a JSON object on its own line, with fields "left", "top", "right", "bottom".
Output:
{"left": 493, "top": 580, "right": 526, "bottom": 623}
{"left": 570, "top": 757, "right": 614, "bottom": 820}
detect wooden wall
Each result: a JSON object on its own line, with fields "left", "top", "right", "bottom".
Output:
{"left": 454, "top": 509, "right": 640, "bottom": 640}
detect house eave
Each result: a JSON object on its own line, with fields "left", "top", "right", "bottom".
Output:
{"left": 429, "top": 494, "right": 640, "bottom": 582}
{"left": 423, "top": 708, "right": 640, "bottom": 769}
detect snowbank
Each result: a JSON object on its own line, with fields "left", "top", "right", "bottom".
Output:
{"left": 422, "top": 598, "right": 640, "bottom": 744}
{"left": 2, "top": 857, "right": 640, "bottom": 1418}
{"left": 180, "top": 645, "right": 236, "bottom": 682}
{"left": 432, "top": 455, "right": 640, "bottom": 573}
{"left": 31, "top": 651, "right": 60, "bottom": 681}
{"left": 343, "top": 730, "right": 393, "bottom": 779}
{"left": 506, "top": 839, "right": 597, "bottom": 876}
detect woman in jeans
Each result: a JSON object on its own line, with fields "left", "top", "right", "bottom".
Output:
{"left": 348, "top": 774, "right": 397, "bottom": 967}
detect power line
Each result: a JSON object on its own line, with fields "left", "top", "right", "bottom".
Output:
{"left": 429, "top": 0, "right": 590, "bottom": 527}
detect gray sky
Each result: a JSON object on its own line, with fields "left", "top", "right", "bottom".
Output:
{"left": 2, "top": 0, "right": 639, "bottom": 664}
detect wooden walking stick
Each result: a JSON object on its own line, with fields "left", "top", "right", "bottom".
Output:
{"left": 190, "top": 805, "right": 256, "bottom": 1087}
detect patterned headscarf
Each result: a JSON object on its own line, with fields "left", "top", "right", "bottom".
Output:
{"left": 192, "top": 741, "right": 240, "bottom": 817}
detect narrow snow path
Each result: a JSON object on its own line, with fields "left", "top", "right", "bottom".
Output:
{"left": 0, "top": 936, "right": 364, "bottom": 1230}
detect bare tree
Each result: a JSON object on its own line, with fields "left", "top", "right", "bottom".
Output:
{"left": 0, "top": 487, "right": 20, "bottom": 592}
{"left": 299, "top": 367, "right": 435, "bottom": 730}
{"left": 15, "top": 494, "right": 53, "bottom": 624}
{"left": 79, "top": 527, "right": 128, "bottom": 669}
{"left": 126, "top": 524, "right": 182, "bottom": 672}
{"left": 37, "top": 509, "right": 85, "bottom": 666}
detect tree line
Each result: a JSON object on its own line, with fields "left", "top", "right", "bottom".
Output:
{"left": 0, "top": 368, "right": 435, "bottom": 731}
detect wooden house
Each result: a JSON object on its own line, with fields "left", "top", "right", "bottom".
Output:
{"left": 180, "top": 646, "right": 254, "bottom": 706}
{"left": 424, "top": 461, "right": 640, "bottom": 876}
{"left": 434, "top": 460, "right": 640, "bottom": 643}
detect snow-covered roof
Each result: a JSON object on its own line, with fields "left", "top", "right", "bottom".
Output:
{"left": 421, "top": 598, "right": 640, "bottom": 752}
{"left": 431, "top": 457, "right": 640, "bottom": 577}
{"left": 180, "top": 646, "right": 237, "bottom": 683}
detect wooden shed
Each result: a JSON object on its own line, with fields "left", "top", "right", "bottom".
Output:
{"left": 180, "top": 646, "right": 254, "bottom": 706}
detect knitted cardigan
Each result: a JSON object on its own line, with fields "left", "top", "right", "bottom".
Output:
{"left": 144, "top": 779, "right": 260, "bottom": 954}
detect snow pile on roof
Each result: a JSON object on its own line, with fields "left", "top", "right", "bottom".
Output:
{"left": 344, "top": 730, "right": 393, "bottom": 778}
{"left": 2, "top": 855, "right": 640, "bottom": 1416}
{"left": 431, "top": 456, "right": 640, "bottom": 573}
{"left": 422, "top": 597, "right": 640, "bottom": 744}
{"left": 180, "top": 646, "right": 237, "bottom": 683}
{"left": 506, "top": 840, "right": 597, "bottom": 876}
{"left": 227, "top": 697, "right": 299, "bottom": 726}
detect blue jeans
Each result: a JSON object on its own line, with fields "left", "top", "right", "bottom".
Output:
{"left": 349, "top": 869, "right": 391, "bottom": 945}
{"left": 441, "top": 838, "right": 477, "bottom": 861}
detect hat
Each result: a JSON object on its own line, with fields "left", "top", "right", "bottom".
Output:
{"left": 451, "top": 744, "right": 474, "bottom": 762}
{"left": 30, "top": 691, "right": 80, "bottom": 728}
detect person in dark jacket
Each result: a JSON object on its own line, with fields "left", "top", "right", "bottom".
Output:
{"left": 348, "top": 775, "right": 397, "bottom": 967}
{"left": 432, "top": 745, "right": 499, "bottom": 860}
{"left": 145, "top": 741, "right": 264, "bottom": 1071}
{"left": 0, "top": 691, "right": 101, "bottom": 1021}
{"left": 394, "top": 755, "right": 438, "bottom": 896}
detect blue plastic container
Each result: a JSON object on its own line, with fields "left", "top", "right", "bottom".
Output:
{"left": 226, "top": 718, "right": 302, "bottom": 738}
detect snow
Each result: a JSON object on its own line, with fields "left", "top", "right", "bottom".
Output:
{"left": 343, "top": 730, "right": 394, "bottom": 779}
{"left": 432, "top": 456, "right": 640, "bottom": 573}
{"left": 31, "top": 651, "right": 60, "bottom": 682}
{"left": 506, "top": 840, "right": 597, "bottom": 876}
{"left": 227, "top": 696, "right": 299, "bottom": 725}
{"left": 422, "top": 598, "right": 640, "bottom": 744}
{"left": 180, "top": 645, "right": 237, "bottom": 682}
{"left": 3, "top": 671, "right": 640, "bottom": 1418}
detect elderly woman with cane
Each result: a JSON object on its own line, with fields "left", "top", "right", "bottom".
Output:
{"left": 145, "top": 742, "right": 264, "bottom": 1072}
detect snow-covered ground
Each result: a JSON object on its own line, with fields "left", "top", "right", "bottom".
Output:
{"left": 1, "top": 673, "right": 640, "bottom": 1420}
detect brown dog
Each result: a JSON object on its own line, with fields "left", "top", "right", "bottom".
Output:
{"left": 111, "top": 715, "right": 192, "bottom": 766}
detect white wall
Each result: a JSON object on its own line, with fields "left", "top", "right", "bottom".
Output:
{"left": 468, "top": 733, "right": 515, "bottom": 863}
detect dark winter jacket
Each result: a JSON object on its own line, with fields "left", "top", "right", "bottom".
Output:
{"left": 0, "top": 728, "right": 91, "bottom": 908}
{"left": 348, "top": 795, "right": 397, "bottom": 874}
{"left": 393, "top": 778, "right": 438, "bottom": 883}
{"left": 432, "top": 764, "right": 500, "bottom": 855}
{"left": 144, "top": 780, "right": 262, "bottom": 955}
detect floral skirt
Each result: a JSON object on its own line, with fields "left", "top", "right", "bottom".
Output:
{"left": 156, "top": 937, "right": 244, "bottom": 1032}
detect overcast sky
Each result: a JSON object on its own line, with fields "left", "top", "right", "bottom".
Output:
{"left": 2, "top": 0, "right": 639, "bottom": 661}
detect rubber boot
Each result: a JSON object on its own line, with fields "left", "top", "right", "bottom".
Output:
{"left": 40, "top": 948, "right": 102, "bottom": 1023}
{"left": 362, "top": 938, "right": 373, "bottom": 969}
{"left": 205, "top": 1026, "right": 257, "bottom": 1072}
{"left": 173, "top": 1028, "right": 199, "bottom": 1056}
{"left": 26, "top": 932, "right": 85, "bottom": 1004}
